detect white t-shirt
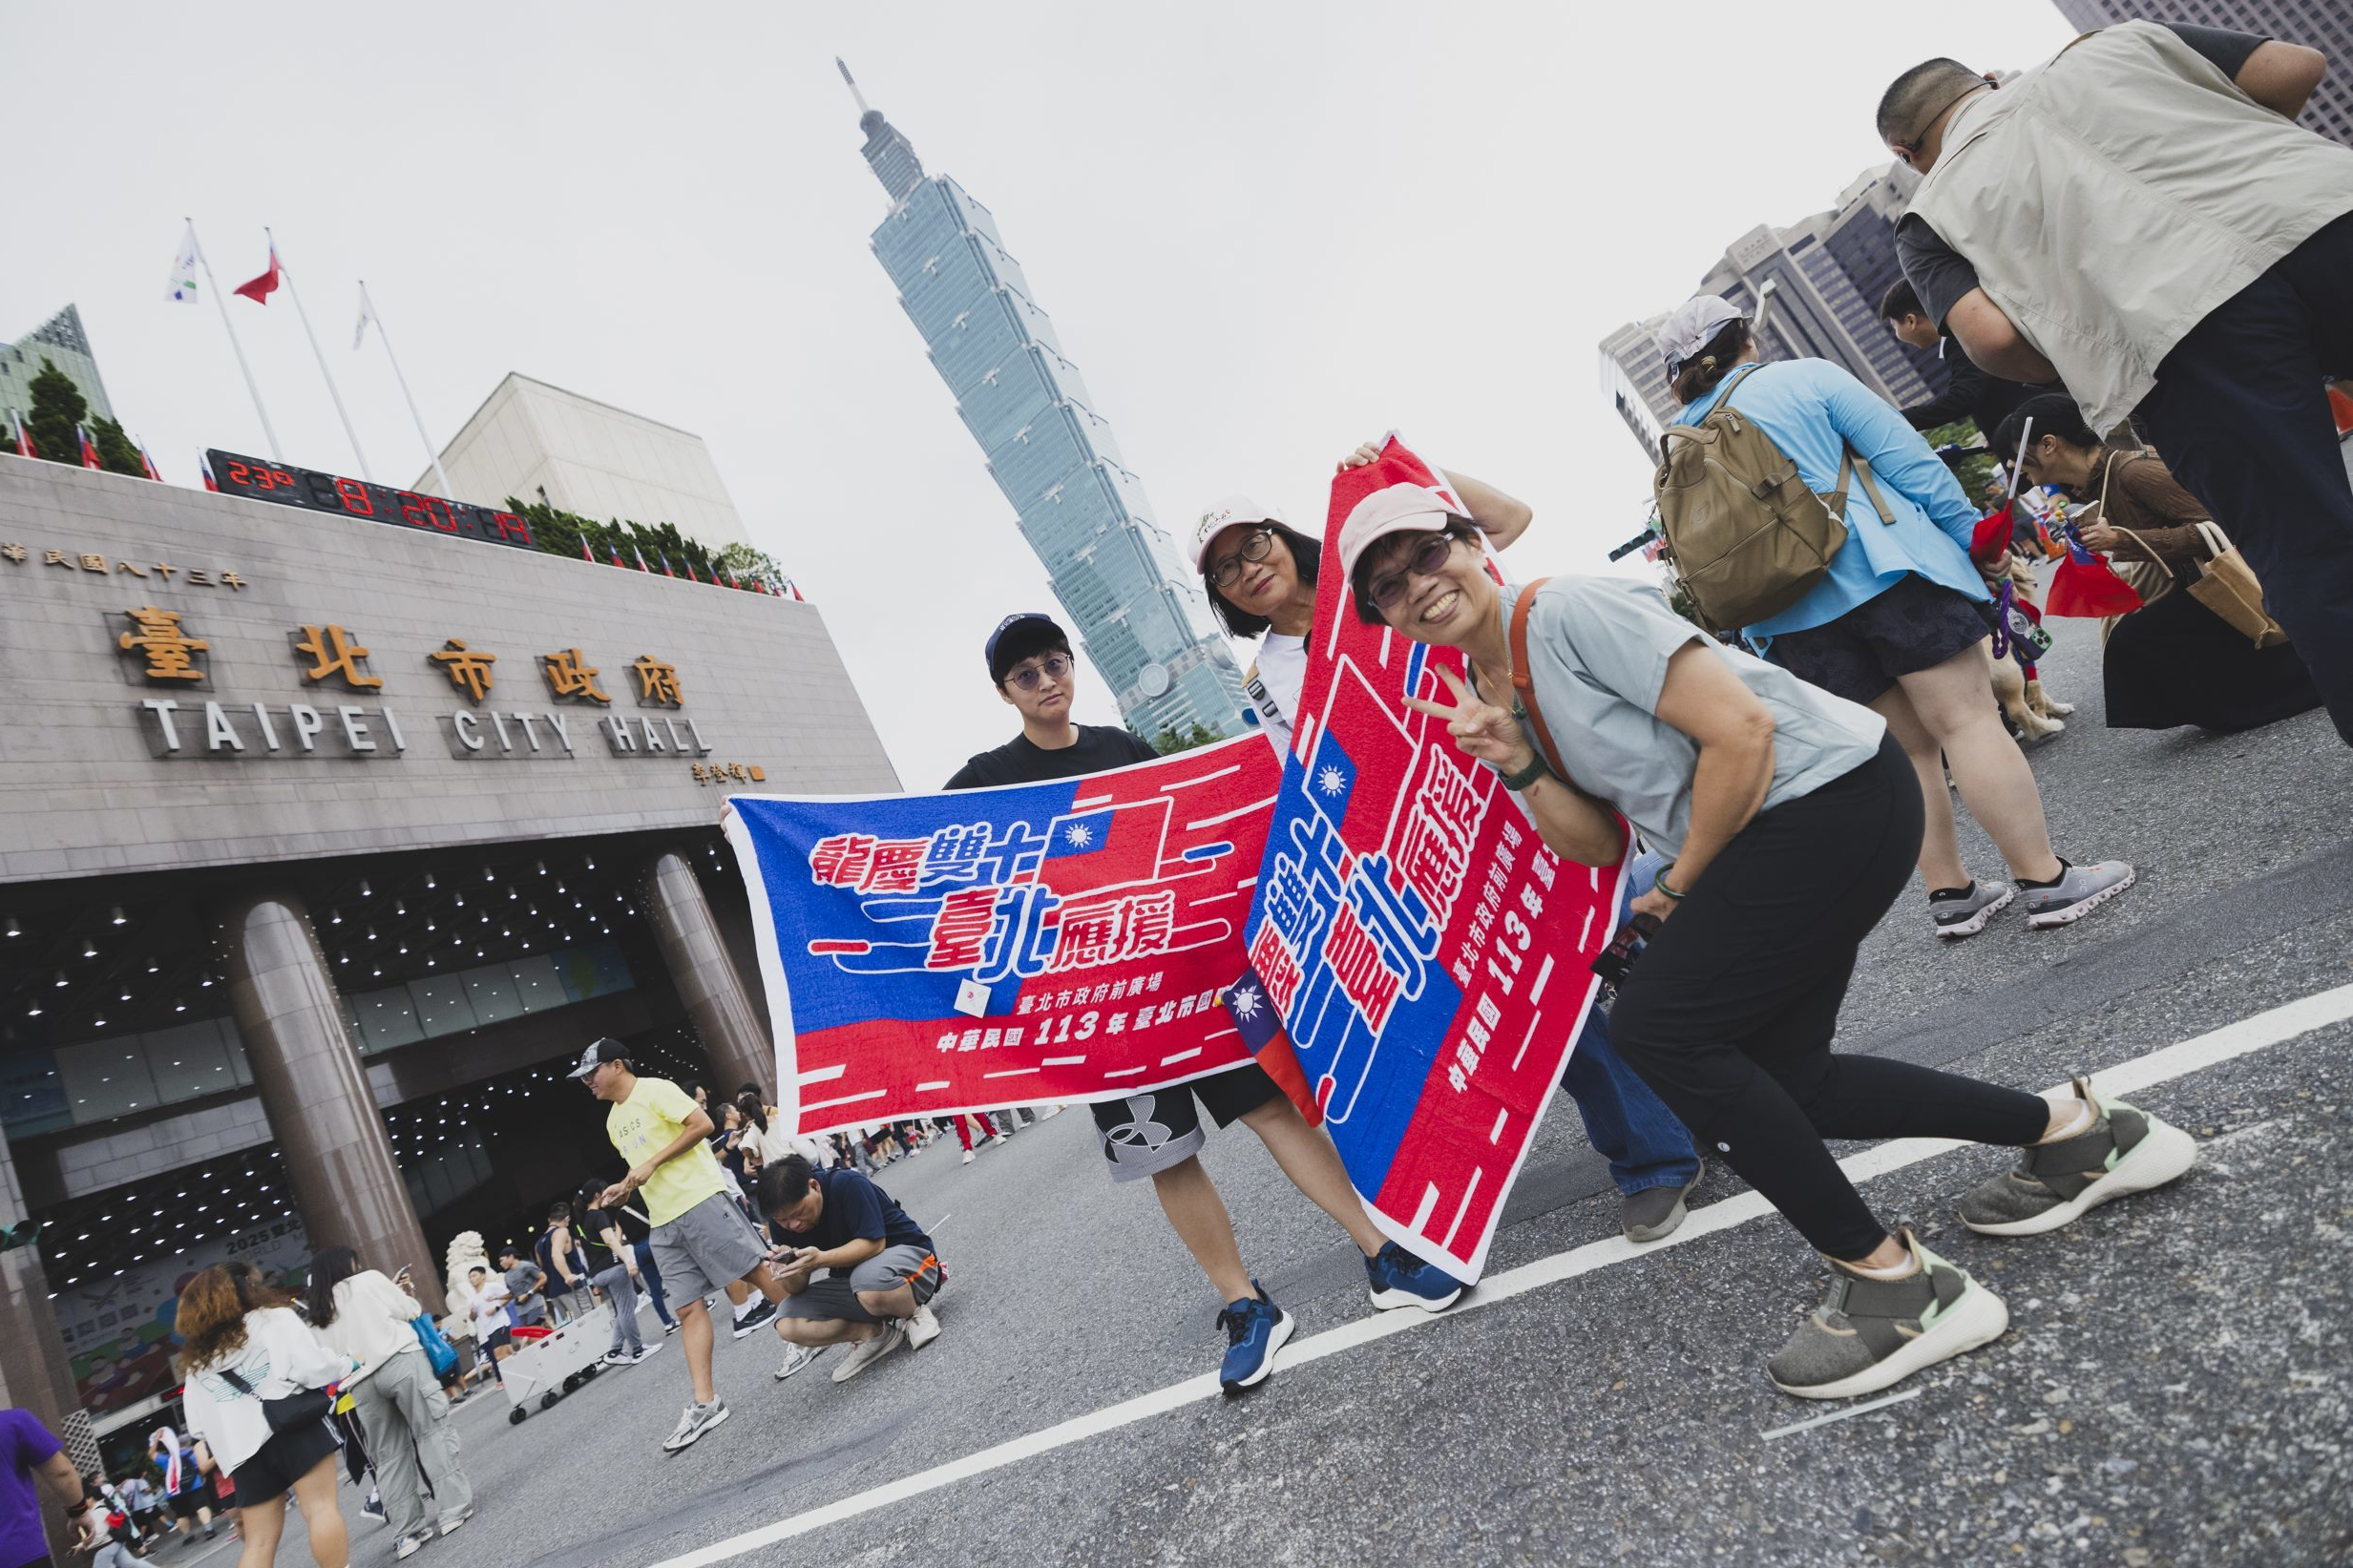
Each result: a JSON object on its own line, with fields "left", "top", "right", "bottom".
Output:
{"left": 1244, "top": 632, "right": 1307, "bottom": 757}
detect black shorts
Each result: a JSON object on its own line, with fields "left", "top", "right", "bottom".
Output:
{"left": 166, "top": 1485, "right": 212, "bottom": 1519}
{"left": 227, "top": 1421, "right": 338, "bottom": 1506}
{"left": 1089, "top": 1061, "right": 1283, "bottom": 1183}
{"left": 1766, "top": 574, "right": 1991, "bottom": 704}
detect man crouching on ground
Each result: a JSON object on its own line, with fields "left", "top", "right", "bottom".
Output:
{"left": 757, "top": 1154, "right": 944, "bottom": 1385}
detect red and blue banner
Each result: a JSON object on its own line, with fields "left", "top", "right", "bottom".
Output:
{"left": 1234, "top": 435, "right": 1628, "bottom": 1281}
{"left": 725, "top": 737, "right": 1283, "bottom": 1134}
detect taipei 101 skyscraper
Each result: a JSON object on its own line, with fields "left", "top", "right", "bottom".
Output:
{"left": 839, "top": 61, "right": 1250, "bottom": 743}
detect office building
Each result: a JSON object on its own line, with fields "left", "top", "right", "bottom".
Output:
{"left": 841, "top": 64, "right": 1250, "bottom": 742}
{"left": 423, "top": 373, "right": 752, "bottom": 547}
{"left": 1597, "top": 164, "right": 1951, "bottom": 458}
{"left": 0, "top": 457, "right": 896, "bottom": 1469}
{"left": 3, "top": 305, "right": 115, "bottom": 427}
{"left": 2050, "top": 2, "right": 2351, "bottom": 148}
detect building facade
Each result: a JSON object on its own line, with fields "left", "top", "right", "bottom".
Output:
{"left": 0, "top": 455, "right": 895, "bottom": 1467}
{"left": 2050, "top": 1, "right": 2352, "bottom": 148}
{"left": 3, "top": 304, "right": 116, "bottom": 428}
{"left": 843, "top": 69, "right": 1250, "bottom": 742}
{"left": 423, "top": 373, "right": 753, "bottom": 548}
{"left": 1597, "top": 164, "right": 1952, "bottom": 456}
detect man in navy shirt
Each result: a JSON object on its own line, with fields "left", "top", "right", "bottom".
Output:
{"left": 757, "top": 1155, "right": 942, "bottom": 1384}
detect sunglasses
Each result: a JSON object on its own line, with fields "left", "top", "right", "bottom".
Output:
{"left": 1365, "top": 533, "right": 1459, "bottom": 610}
{"left": 1004, "top": 654, "right": 1073, "bottom": 691}
{"left": 1209, "top": 528, "right": 1276, "bottom": 589}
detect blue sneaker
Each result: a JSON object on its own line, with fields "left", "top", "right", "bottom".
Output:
{"left": 1364, "top": 1241, "right": 1466, "bottom": 1312}
{"left": 1215, "top": 1282, "right": 1293, "bottom": 1395}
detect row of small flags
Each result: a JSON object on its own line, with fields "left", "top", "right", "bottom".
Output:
{"left": 5, "top": 409, "right": 165, "bottom": 482}
{"left": 571, "top": 532, "right": 804, "bottom": 598}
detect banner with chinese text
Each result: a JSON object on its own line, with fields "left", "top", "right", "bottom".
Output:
{"left": 1236, "top": 436, "right": 1628, "bottom": 1281}
{"left": 725, "top": 737, "right": 1283, "bottom": 1134}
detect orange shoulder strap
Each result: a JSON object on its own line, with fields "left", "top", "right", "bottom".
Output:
{"left": 1507, "top": 576, "right": 1567, "bottom": 781}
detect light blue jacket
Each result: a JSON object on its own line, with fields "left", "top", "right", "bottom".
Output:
{"left": 1677, "top": 358, "right": 1988, "bottom": 643}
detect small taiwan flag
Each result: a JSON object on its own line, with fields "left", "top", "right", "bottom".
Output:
{"left": 137, "top": 439, "right": 163, "bottom": 482}
{"left": 7, "top": 408, "right": 33, "bottom": 461}
{"left": 200, "top": 452, "right": 220, "bottom": 491}
{"left": 632, "top": 544, "right": 651, "bottom": 574}
{"left": 658, "top": 550, "right": 676, "bottom": 578}
{"left": 76, "top": 425, "right": 102, "bottom": 470}
{"left": 607, "top": 538, "right": 626, "bottom": 569}
{"left": 579, "top": 534, "right": 596, "bottom": 563}
{"left": 234, "top": 241, "right": 282, "bottom": 304}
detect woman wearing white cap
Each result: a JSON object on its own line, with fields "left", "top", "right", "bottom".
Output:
{"left": 1654, "top": 296, "right": 2133, "bottom": 939}
{"left": 1336, "top": 443, "right": 2195, "bottom": 1398}
{"left": 1190, "top": 461, "right": 1711, "bottom": 1247}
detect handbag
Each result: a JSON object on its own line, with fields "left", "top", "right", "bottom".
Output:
{"left": 410, "top": 1315, "right": 459, "bottom": 1380}
{"left": 216, "top": 1365, "right": 350, "bottom": 1434}
{"left": 2183, "top": 521, "right": 2287, "bottom": 648}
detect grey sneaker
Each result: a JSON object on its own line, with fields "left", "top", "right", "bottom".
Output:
{"left": 830, "top": 1322, "right": 907, "bottom": 1382}
{"left": 1622, "top": 1161, "right": 1705, "bottom": 1243}
{"left": 1930, "top": 880, "right": 2014, "bottom": 939}
{"left": 436, "top": 1509, "right": 472, "bottom": 1537}
{"left": 1767, "top": 1230, "right": 2009, "bottom": 1400}
{"left": 2021, "top": 861, "right": 2134, "bottom": 929}
{"left": 394, "top": 1530, "right": 434, "bottom": 1561}
{"left": 661, "top": 1398, "right": 729, "bottom": 1453}
{"left": 1958, "top": 1077, "right": 2197, "bottom": 1236}
{"left": 773, "top": 1342, "right": 823, "bottom": 1381}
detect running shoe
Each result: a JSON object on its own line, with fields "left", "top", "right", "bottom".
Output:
{"left": 628, "top": 1341, "right": 662, "bottom": 1364}
{"left": 1037, "top": 1105, "right": 1062, "bottom": 1119}
{"left": 662, "top": 1399, "right": 730, "bottom": 1453}
{"left": 1364, "top": 1242, "right": 1466, "bottom": 1311}
{"left": 904, "top": 1302, "right": 942, "bottom": 1348}
{"left": 395, "top": 1530, "right": 434, "bottom": 1561}
{"left": 436, "top": 1509, "right": 472, "bottom": 1537}
{"left": 729, "top": 1298, "right": 779, "bottom": 1339}
{"left": 1622, "top": 1160, "right": 1706, "bottom": 1243}
{"left": 1929, "top": 880, "right": 2014, "bottom": 939}
{"left": 2021, "top": 860, "right": 2134, "bottom": 929}
{"left": 662, "top": 1319, "right": 680, "bottom": 1335}
{"left": 830, "top": 1323, "right": 907, "bottom": 1382}
{"left": 598, "top": 1349, "right": 633, "bottom": 1369}
{"left": 772, "top": 1342, "right": 823, "bottom": 1381}
{"left": 1216, "top": 1283, "right": 1294, "bottom": 1395}
{"left": 1957, "top": 1077, "right": 2197, "bottom": 1235}
{"left": 1767, "top": 1230, "right": 2008, "bottom": 1400}
{"left": 961, "top": 1149, "right": 976, "bottom": 1165}
{"left": 983, "top": 1133, "right": 1009, "bottom": 1148}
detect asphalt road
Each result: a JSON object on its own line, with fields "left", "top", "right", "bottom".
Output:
{"left": 220, "top": 605, "right": 2352, "bottom": 1568}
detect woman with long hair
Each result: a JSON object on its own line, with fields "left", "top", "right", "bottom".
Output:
{"left": 174, "top": 1265, "right": 354, "bottom": 1568}
{"left": 305, "top": 1246, "right": 473, "bottom": 1560}
{"left": 1992, "top": 393, "right": 2321, "bottom": 732}
{"left": 1338, "top": 453, "right": 2196, "bottom": 1396}
{"left": 1659, "top": 296, "right": 2132, "bottom": 938}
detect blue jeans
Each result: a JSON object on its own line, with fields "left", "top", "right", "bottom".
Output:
{"left": 633, "top": 1240, "right": 676, "bottom": 1328}
{"left": 1558, "top": 849, "right": 1701, "bottom": 1196}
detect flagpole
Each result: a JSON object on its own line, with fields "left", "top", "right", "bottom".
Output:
{"left": 359, "top": 282, "right": 454, "bottom": 499}
{"left": 269, "top": 228, "right": 372, "bottom": 479}
{"left": 186, "top": 218, "right": 283, "bottom": 460}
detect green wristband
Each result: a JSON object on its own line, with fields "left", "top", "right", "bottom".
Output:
{"left": 1655, "top": 862, "right": 1688, "bottom": 901}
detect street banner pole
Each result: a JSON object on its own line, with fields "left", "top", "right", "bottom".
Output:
{"left": 186, "top": 219, "right": 284, "bottom": 460}
{"left": 269, "top": 228, "right": 373, "bottom": 479}
{"left": 358, "top": 282, "right": 454, "bottom": 499}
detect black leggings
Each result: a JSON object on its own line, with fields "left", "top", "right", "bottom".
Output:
{"left": 1609, "top": 734, "right": 2048, "bottom": 1260}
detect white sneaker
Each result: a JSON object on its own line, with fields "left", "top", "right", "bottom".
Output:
{"left": 983, "top": 1133, "right": 1008, "bottom": 1148}
{"left": 662, "top": 1398, "right": 730, "bottom": 1452}
{"left": 773, "top": 1342, "right": 823, "bottom": 1381}
{"left": 1036, "top": 1104, "right": 1062, "bottom": 1119}
{"left": 394, "top": 1529, "right": 435, "bottom": 1560}
{"left": 960, "top": 1148, "right": 976, "bottom": 1164}
{"left": 830, "top": 1323, "right": 906, "bottom": 1382}
{"left": 628, "top": 1341, "right": 662, "bottom": 1364}
{"left": 904, "top": 1303, "right": 941, "bottom": 1349}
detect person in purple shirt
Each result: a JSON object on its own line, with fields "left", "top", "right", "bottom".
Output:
{"left": 2, "top": 1409, "right": 105, "bottom": 1568}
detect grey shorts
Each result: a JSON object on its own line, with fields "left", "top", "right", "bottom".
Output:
{"left": 779, "top": 1244, "right": 941, "bottom": 1325}
{"left": 648, "top": 1190, "right": 769, "bottom": 1301}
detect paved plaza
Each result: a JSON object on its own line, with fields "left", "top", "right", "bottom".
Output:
{"left": 190, "top": 610, "right": 2352, "bottom": 1566}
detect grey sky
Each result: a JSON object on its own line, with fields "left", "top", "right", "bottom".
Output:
{"left": 2, "top": 0, "right": 2074, "bottom": 787}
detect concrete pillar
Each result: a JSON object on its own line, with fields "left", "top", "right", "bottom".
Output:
{"left": 641, "top": 851, "right": 775, "bottom": 1101}
{"left": 0, "top": 1119, "right": 97, "bottom": 1556}
{"left": 219, "top": 890, "right": 444, "bottom": 1314}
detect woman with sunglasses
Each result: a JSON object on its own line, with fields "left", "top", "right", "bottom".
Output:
{"left": 1190, "top": 454, "right": 1708, "bottom": 1244}
{"left": 1338, "top": 447, "right": 2195, "bottom": 1398}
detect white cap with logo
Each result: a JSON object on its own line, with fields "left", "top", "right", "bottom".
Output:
{"left": 1189, "top": 494, "right": 1288, "bottom": 573}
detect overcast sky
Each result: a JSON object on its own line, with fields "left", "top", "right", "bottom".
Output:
{"left": 4, "top": 0, "right": 2075, "bottom": 787}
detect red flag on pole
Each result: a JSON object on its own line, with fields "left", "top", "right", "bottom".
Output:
{"left": 7, "top": 409, "right": 33, "bottom": 461}
{"left": 233, "top": 242, "right": 282, "bottom": 304}
{"left": 579, "top": 534, "right": 596, "bottom": 563}
{"left": 77, "top": 425, "right": 102, "bottom": 470}
{"left": 200, "top": 452, "right": 221, "bottom": 491}
{"left": 137, "top": 439, "right": 163, "bottom": 481}
{"left": 659, "top": 550, "right": 676, "bottom": 578}
{"left": 632, "top": 545, "right": 651, "bottom": 574}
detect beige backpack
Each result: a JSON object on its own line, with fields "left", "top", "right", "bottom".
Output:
{"left": 1652, "top": 365, "right": 1896, "bottom": 633}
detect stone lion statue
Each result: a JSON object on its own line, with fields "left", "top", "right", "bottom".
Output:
{"left": 443, "top": 1228, "right": 493, "bottom": 1341}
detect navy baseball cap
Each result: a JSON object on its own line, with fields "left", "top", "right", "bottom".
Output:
{"left": 984, "top": 613, "right": 1069, "bottom": 682}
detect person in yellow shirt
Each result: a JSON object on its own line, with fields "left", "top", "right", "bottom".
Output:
{"left": 574, "top": 1036, "right": 788, "bottom": 1453}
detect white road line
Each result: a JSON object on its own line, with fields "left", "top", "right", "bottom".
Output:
{"left": 643, "top": 981, "right": 2353, "bottom": 1568}
{"left": 931, "top": 1213, "right": 952, "bottom": 1230}
{"left": 1761, "top": 1388, "right": 1921, "bottom": 1440}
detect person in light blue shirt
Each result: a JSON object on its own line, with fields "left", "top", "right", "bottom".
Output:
{"left": 1658, "top": 296, "right": 2132, "bottom": 937}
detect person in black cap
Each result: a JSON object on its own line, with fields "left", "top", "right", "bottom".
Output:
{"left": 945, "top": 613, "right": 1159, "bottom": 787}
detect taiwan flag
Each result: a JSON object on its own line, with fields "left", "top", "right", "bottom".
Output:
{"left": 234, "top": 242, "right": 282, "bottom": 304}
{"left": 1224, "top": 967, "right": 1322, "bottom": 1126}
{"left": 1035, "top": 797, "right": 1171, "bottom": 898}
{"left": 200, "top": 452, "right": 220, "bottom": 491}
{"left": 76, "top": 425, "right": 101, "bottom": 470}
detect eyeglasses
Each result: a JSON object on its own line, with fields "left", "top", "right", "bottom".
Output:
{"left": 1208, "top": 528, "right": 1275, "bottom": 589}
{"left": 1365, "top": 534, "right": 1458, "bottom": 609}
{"left": 1005, "top": 654, "right": 1073, "bottom": 691}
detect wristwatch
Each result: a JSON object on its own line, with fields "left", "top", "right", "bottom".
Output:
{"left": 1497, "top": 753, "right": 1549, "bottom": 792}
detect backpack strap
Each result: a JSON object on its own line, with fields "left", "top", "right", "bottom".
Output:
{"left": 1506, "top": 578, "right": 1568, "bottom": 781}
{"left": 1820, "top": 446, "right": 1899, "bottom": 527}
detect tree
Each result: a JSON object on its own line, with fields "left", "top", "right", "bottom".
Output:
{"left": 90, "top": 417, "right": 146, "bottom": 478}
{"left": 714, "top": 541, "right": 788, "bottom": 589}
{"left": 23, "top": 358, "right": 86, "bottom": 470}
{"left": 1922, "top": 419, "right": 2001, "bottom": 510}
{"left": 505, "top": 496, "right": 733, "bottom": 584}
{"left": 1149, "top": 721, "right": 1223, "bottom": 755}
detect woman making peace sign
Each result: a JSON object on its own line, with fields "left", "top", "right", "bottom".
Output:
{"left": 1338, "top": 446, "right": 2195, "bottom": 1399}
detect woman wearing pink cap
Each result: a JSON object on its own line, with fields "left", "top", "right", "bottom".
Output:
{"left": 1338, "top": 436, "right": 2195, "bottom": 1398}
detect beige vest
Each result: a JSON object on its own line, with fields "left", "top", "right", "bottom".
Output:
{"left": 1907, "top": 20, "right": 2353, "bottom": 430}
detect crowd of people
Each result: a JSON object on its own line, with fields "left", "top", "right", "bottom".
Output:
{"left": 11, "top": 14, "right": 2345, "bottom": 1565}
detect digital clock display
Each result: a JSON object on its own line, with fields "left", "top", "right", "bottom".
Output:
{"left": 205, "top": 451, "right": 536, "bottom": 552}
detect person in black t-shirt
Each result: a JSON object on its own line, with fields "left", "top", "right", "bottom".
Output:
{"left": 1877, "top": 277, "right": 2051, "bottom": 438}
{"left": 946, "top": 613, "right": 1467, "bottom": 1397}
{"left": 756, "top": 1156, "right": 943, "bottom": 1383}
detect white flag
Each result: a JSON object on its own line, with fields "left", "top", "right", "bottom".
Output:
{"left": 352, "top": 282, "right": 375, "bottom": 350}
{"left": 167, "top": 223, "right": 199, "bottom": 303}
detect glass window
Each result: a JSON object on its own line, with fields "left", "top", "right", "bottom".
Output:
{"left": 353, "top": 986, "right": 425, "bottom": 1052}
{"left": 410, "top": 974, "right": 478, "bottom": 1038}
{"left": 508, "top": 953, "right": 565, "bottom": 1013}
{"left": 53, "top": 1038, "right": 159, "bottom": 1121}
{"left": 143, "top": 1017, "right": 240, "bottom": 1099}
{"left": 460, "top": 964, "right": 525, "bottom": 1026}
